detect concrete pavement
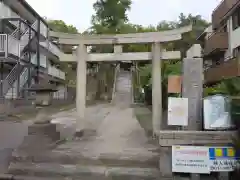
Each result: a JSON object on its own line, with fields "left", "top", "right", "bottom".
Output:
{"left": 8, "top": 70, "right": 160, "bottom": 179}
{"left": 0, "top": 120, "right": 30, "bottom": 173}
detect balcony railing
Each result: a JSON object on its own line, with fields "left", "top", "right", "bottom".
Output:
{"left": 30, "top": 54, "right": 47, "bottom": 68}
{"left": 40, "top": 21, "right": 48, "bottom": 38}
{"left": 49, "top": 42, "right": 62, "bottom": 57}
{"left": 48, "top": 65, "right": 65, "bottom": 80}
{"left": 203, "top": 32, "right": 228, "bottom": 56}
{"left": 31, "top": 20, "right": 47, "bottom": 38}
{"left": 204, "top": 57, "right": 240, "bottom": 83}
{"left": 0, "top": 34, "right": 7, "bottom": 53}
{"left": 7, "top": 35, "right": 20, "bottom": 57}
{"left": 212, "top": 0, "right": 239, "bottom": 29}
{"left": 40, "top": 41, "right": 62, "bottom": 57}
{"left": 0, "top": 2, "right": 18, "bottom": 19}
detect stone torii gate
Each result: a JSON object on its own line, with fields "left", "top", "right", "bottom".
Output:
{"left": 50, "top": 25, "right": 192, "bottom": 134}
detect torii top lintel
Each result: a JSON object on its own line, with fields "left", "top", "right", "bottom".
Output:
{"left": 50, "top": 25, "right": 192, "bottom": 46}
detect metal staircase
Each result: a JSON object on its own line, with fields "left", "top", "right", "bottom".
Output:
{"left": 0, "top": 20, "right": 38, "bottom": 99}
{"left": 0, "top": 64, "right": 24, "bottom": 97}
{"left": 8, "top": 20, "right": 38, "bottom": 55}
{"left": 5, "top": 66, "right": 32, "bottom": 99}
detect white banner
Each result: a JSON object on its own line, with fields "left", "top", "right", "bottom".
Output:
{"left": 172, "top": 146, "right": 210, "bottom": 174}
{"left": 203, "top": 95, "right": 232, "bottom": 130}
{"left": 168, "top": 97, "right": 188, "bottom": 126}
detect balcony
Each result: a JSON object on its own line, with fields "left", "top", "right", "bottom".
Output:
{"left": 204, "top": 57, "right": 240, "bottom": 83}
{"left": 40, "top": 41, "right": 62, "bottom": 58}
{"left": 203, "top": 32, "right": 228, "bottom": 56}
{"left": 48, "top": 65, "right": 66, "bottom": 80}
{"left": 0, "top": 34, "right": 20, "bottom": 57}
{"left": 212, "top": 0, "right": 240, "bottom": 29}
{"left": 30, "top": 54, "right": 47, "bottom": 68}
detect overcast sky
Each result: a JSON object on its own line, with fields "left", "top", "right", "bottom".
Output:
{"left": 26, "top": 0, "right": 222, "bottom": 32}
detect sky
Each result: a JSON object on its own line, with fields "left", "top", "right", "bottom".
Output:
{"left": 26, "top": 0, "right": 222, "bottom": 33}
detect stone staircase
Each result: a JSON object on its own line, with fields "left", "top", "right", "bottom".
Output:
{"left": 9, "top": 149, "right": 159, "bottom": 180}
{"left": 112, "top": 69, "right": 132, "bottom": 106}
{"left": 7, "top": 130, "right": 160, "bottom": 180}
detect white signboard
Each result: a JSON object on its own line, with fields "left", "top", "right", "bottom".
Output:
{"left": 172, "top": 146, "right": 210, "bottom": 174}
{"left": 209, "top": 147, "right": 239, "bottom": 172}
{"left": 203, "top": 95, "right": 232, "bottom": 130}
{"left": 168, "top": 97, "right": 188, "bottom": 126}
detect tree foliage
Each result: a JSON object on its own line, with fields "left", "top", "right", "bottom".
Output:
{"left": 92, "top": 0, "right": 132, "bottom": 33}
{"left": 134, "top": 13, "right": 209, "bottom": 90}
{"left": 47, "top": 20, "right": 78, "bottom": 34}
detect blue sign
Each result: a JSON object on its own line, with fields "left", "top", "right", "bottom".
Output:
{"left": 209, "top": 147, "right": 240, "bottom": 172}
{"left": 209, "top": 147, "right": 239, "bottom": 160}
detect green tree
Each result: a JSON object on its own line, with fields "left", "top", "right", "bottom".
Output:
{"left": 132, "top": 13, "right": 210, "bottom": 105}
{"left": 89, "top": 0, "right": 133, "bottom": 99}
{"left": 47, "top": 20, "right": 78, "bottom": 34}
{"left": 175, "top": 13, "right": 210, "bottom": 56}
{"left": 92, "top": 0, "right": 132, "bottom": 33}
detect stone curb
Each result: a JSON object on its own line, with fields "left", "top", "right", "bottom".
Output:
{"left": 8, "top": 163, "right": 160, "bottom": 179}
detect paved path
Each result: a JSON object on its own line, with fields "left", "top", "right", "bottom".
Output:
{"left": 48, "top": 70, "right": 158, "bottom": 165}
{"left": 8, "top": 70, "right": 159, "bottom": 179}
{"left": 52, "top": 70, "right": 157, "bottom": 158}
{"left": 53, "top": 103, "right": 158, "bottom": 159}
{"left": 0, "top": 121, "right": 29, "bottom": 173}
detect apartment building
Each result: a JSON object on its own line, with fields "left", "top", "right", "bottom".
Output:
{"left": 197, "top": 0, "right": 240, "bottom": 83}
{"left": 0, "top": 0, "right": 66, "bottom": 100}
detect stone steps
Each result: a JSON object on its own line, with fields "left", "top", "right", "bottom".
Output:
{"left": 11, "top": 150, "right": 159, "bottom": 169}
{"left": 8, "top": 162, "right": 160, "bottom": 180}
{"left": 113, "top": 70, "right": 132, "bottom": 105}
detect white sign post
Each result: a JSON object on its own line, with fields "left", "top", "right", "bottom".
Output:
{"left": 172, "top": 146, "right": 210, "bottom": 174}
{"left": 168, "top": 97, "right": 188, "bottom": 126}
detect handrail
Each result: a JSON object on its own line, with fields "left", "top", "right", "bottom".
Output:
{"left": 130, "top": 66, "right": 134, "bottom": 104}
{"left": 11, "top": 23, "right": 28, "bottom": 38}
{"left": 48, "top": 65, "right": 65, "bottom": 80}
{"left": 2, "top": 64, "right": 23, "bottom": 96}
{"left": 206, "top": 30, "right": 227, "bottom": 40}
{"left": 0, "top": 34, "right": 7, "bottom": 52}
{"left": 111, "top": 64, "right": 120, "bottom": 103}
{"left": 8, "top": 34, "right": 20, "bottom": 57}
{"left": 49, "top": 41, "right": 62, "bottom": 57}
{"left": 4, "top": 67, "right": 30, "bottom": 98}
{"left": 19, "top": 68, "right": 28, "bottom": 88}
{"left": 204, "top": 56, "right": 234, "bottom": 72}
{"left": 40, "top": 21, "right": 48, "bottom": 37}
{"left": 19, "top": 20, "right": 38, "bottom": 51}
{"left": 21, "top": 20, "right": 37, "bottom": 39}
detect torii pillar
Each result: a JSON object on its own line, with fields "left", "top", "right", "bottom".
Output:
{"left": 152, "top": 42, "right": 162, "bottom": 135}
{"left": 76, "top": 43, "right": 87, "bottom": 132}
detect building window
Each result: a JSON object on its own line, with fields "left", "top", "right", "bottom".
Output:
{"left": 232, "top": 7, "right": 240, "bottom": 30}
{"left": 233, "top": 46, "right": 240, "bottom": 57}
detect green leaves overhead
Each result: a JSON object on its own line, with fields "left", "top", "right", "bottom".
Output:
{"left": 92, "top": 0, "right": 132, "bottom": 32}
{"left": 47, "top": 20, "right": 78, "bottom": 34}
